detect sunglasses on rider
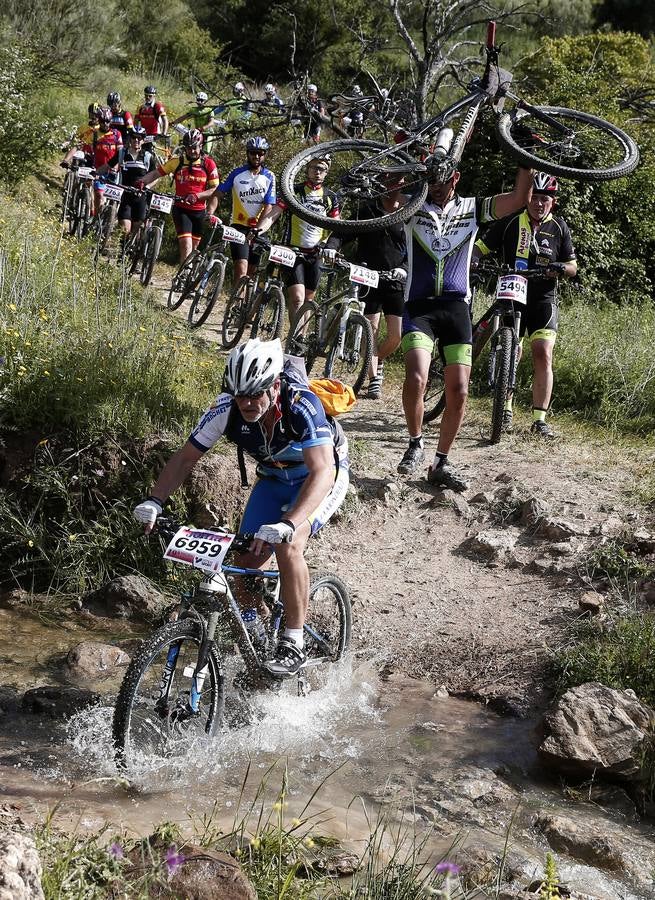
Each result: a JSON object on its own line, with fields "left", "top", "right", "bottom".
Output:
{"left": 235, "top": 390, "right": 266, "bottom": 400}
{"left": 247, "top": 149, "right": 266, "bottom": 156}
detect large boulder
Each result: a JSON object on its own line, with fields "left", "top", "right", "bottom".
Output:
{"left": 538, "top": 682, "right": 655, "bottom": 780}
{"left": 534, "top": 814, "right": 625, "bottom": 871}
{"left": 0, "top": 830, "right": 44, "bottom": 899}
{"left": 22, "top": 686, "right": 99, "bottom": 718}
{"left": 82, "top": 574, "right": 166, "bottom": 622}
{"left": 65, "top": 641, "right": 130, "bottom": 680}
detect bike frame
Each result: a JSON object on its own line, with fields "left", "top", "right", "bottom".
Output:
{"left": 315, "top": 268, "right": 366, "bottom": 362}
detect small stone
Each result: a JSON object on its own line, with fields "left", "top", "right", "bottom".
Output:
{"left": 533, "top": 517, "right": 576, "bottom": 542}
{"left": 65, "top": 641, "right": 130, "bottom": 680}
{"left": 494, "top": 472, "right": 514, "bottom": 483}
{"left": 579, "top": 592, "right": 603, "bottom": 614}
{"left": 632, "top": 529, "right": 655, "bottom": 555}
{"left": 519, "top": 497, "right": 549, "bottom": 526}
{"left": 377, "top": 479, "right": 400, "bottom": 503}
{"left": 549, "top": 541, "right": 575, "bottom": 556}
{"left": 469, "top": 491, "right": 493, "bottom": 506}
{"left": 434, "top": 684, "right": 449, "bottom": 699}
{"left": 466, "top": 529, "right": 517, "bottom": 562}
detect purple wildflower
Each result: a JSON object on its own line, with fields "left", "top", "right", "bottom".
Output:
{"left": 436, "top": 861, "right": 461, "bottom": 876}
{"left": 165, "top": 845, "right": 186, "bottom": 875}
{"left": 109, "top": 842, "right": 124, "bottom": 860}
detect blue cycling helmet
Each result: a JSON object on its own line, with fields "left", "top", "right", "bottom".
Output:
{"left": 128, "top": 125, "right": 147, "bottom": 138}
{"left": 246, "top": 136, "right": 270, "bottom": 152}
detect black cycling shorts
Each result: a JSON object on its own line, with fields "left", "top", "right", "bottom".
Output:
{"left": 364, "top": 284, "right": 404, "bottom": 318}
{"left": 229, "top": 224, "right": 265, "bottom": 264}
{"left": 519, "top": 301, "right": 559, "bottom": 341}
{"left": 172, "top": 206, "right": 205, "bottom": 239}
{"left": 284, "top": 254, "right": 321, "bottom": 291}
{"left": 118, "top": 193, "right": 147, "bottom": 222}
{"left": 402, "top": 297, "right": 472, "bottom": 366}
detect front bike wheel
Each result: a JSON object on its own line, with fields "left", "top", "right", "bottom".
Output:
{"left": 422, "top": 353, "right": 446, "bottom": 425}
{"left": 304, "top": 573, "right": 352, "bottom": 662}
{"left": 221, "top": 276, "right": 252, "bottom": 349}
{"left": 325, "top": 311, "right": 373, "bottom": 396}
{"left": 74, "top": 188, "right": 91, "bottom": 239}
{"left": 140, "top": 223, "right": 162, "bottom": 287}
{"left": 489, "top": 327, "right": 513, "bottom": 445}
{"left": 251, "top": 285, "right": 285, "bottom": 341}
{"left": 281, "top": 140, "right": 428, "bottom": 235}
{"left": 284, "top": 301, "right": 322, "bottom": 374}
{"left": 113, "top": 620, "right": 224, "bottom": 771}
{"left": 497, "top": 106, "right": 639, "bottom": 182}
{"left": 187, "top": 259, "right": 227, "bottom": 329}
{"left": 168, "top": 251, "right": 201, "bottom": 310}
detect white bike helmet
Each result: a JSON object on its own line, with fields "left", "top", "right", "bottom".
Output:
{"left": 234, "top": 81, "right": 246, "bottom": 95}
{"left": 307, "top": 83, "right": 318, "bottom": 93}
{"left": 352, "top": 84, "right": 363, "bottom": 97}
{"left": 264, "top": 83, "right": 275, "bottom": 95}
{"left": 196, "top": 91, "right": 208, "bottom": 103}
{"left": 224, "top": 338, "right": 284, "bottom": 396}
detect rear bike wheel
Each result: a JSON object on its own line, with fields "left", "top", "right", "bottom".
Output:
{"left": 284, "top": 301, "right": 322, "bottom": 374}
{"left": 112, "top": 619, "right": 224, "bottom": 771}
{"left": 140, "top": 223, "right": 163, "bottom": 286}
{"left": 422, "top": 352, "right": 446, "bottom": 425}
{"left": 281, "top": 139, "right": 428, "bottom": 235}
{"left": 489, "top": 327, "right": 513, "bottom": 445}
{"left": 187, "top": 258, "right": 227, "bottom": 329}
{"left": 250, "top": 285, "right": 285, "bottom": 341}
{"left": 73, "top": 188, "right": 91, "bottom": 239}
{"left": 168, "top": 251, "right": 202, "bottom": 310}
{"left": 325, "top": 311, "right": 373, "bottom": 396}
{"left": 304, "top": 573, "right": 352, "bottom": 662}
{"left": 497, "top": 106, "right": 639, "bottom": 182}
{"left": 221, "top": 276, "right": 252, "bottom": 349}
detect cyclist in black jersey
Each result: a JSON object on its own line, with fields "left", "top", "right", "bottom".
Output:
{"left": 473, "top": 173, "right": 577, "bottom": 438}
{"left": 113, "top": 127, "right": 156, "bottom": 237}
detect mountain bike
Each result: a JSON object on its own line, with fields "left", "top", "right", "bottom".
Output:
{"left": 279, "top": 21, "right": 640, "bottom": 235}
{"left": 64, "top": 162, "right": 95, "bottom": 239}
{"left": 123, "top": 189, "right": 174, "bottom": 287}
{"left": 185, "top": 224, "right": 246, "bottom": 329}
{"left": 112, "top": 519, "right": 351, "bottom": 770}
{"left": 92, "top": 180, "right": 124, "bottom": 261}
{"left": 166, "top": 220, "right": 236, "bottom": 319}
{"left": 283, "top": 255, "right": 393, "bottom": 396}
{"left": 221, "top": 236, "right": 292, "bottom": 348}
{"left": 422, "top": 264, "right": 554, "bottom": 443}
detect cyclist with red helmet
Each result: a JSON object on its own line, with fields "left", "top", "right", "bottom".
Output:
{"left": 474, "top": 172, "right": 577, "bottom": 438}
{"left": 137, "top": 128, "right": 219, "bottom": 262}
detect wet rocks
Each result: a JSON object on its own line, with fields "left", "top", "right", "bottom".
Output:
{"left": 0, "top": 829, "right": 44, "bottom": 899}
{"left": 82, "top": 574, "right": 166, "bottom": 622}
{"left": 535, "top": 814, "right": 625, "bottom": 871}
{"left": 21, "top": 686, "right": 99, "bottom": 718}
{"left": 65, "top": 641, "right": 130, "bottom": 680}
{"left": 143, "top": 845, "right": 256, "bottom": 899}
{"left": 538, "top": 682, "right": 655, "bottom": 780}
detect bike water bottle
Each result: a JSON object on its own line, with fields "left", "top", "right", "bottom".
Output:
{"left": 433, "top": 127, "right": 454, "bottom": 159}
{"left": 241, "top": 608, "right": 267, "bottom": 648}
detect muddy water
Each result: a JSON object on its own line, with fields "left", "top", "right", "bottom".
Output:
{"left": 0, "top": 607, "right": 652, "bottom": 899}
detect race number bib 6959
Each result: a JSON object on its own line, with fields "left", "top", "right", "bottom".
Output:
{"left": 349, "top": 264, "right": 379, "bottom": 288}
{"left": 164, "top": 527, "right": 234, "bottom": 573}
{"left": 496, "top": 274, "right": 528, "bottom": 305}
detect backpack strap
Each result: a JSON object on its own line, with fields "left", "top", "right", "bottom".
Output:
{"left": 224, "top": 401, "right": 250, "bottom": 488}
{"left": 279, "top": 374, "right": 302, "bottom": 442}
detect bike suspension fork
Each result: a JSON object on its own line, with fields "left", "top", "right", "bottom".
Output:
{"left": 508, "top": 310, "right": 522, "bottom": 392}
{"left": 487, "top": 314, "right": 501, "bottom": 386}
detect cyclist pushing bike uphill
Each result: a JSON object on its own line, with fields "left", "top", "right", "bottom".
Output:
{"left": 134, "top": 338, "right": 349, "bottom": 678}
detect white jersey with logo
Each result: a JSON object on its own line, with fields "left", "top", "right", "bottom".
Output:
{"left": 217, "top": 164, "right": 276, "bottom": 225}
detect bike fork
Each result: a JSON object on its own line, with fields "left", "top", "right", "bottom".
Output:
{"left": 188, "top": 611, "right": 219, "bottom": 712}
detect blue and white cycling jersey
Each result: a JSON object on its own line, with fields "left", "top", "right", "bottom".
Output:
{"left": 188, "top": 382, "right": 344, "bottom": 483}
{"left": 405, "top": 195, "right": 497, "bottom": 304}
{"left": 216, "top": 164, "right": 276, "bottom": 226}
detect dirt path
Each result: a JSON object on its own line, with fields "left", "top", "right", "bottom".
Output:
{"left": 148, "top": 263, "right": 647, "bottom": 711}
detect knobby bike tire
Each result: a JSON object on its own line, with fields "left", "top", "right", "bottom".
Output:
{"left": 125, "top": 230, "right": 142, "bottom": 276}
{"left": 113, "top": 619, "right": 224, "bottom": 771}
{"left": 74, "top": 188, "right": 90, "bottom": 239}
{"left": 187, "top": 259, "right": 227, "bottom": 329}
{"left": 284, "top": 301, "right": 322, "bottom": 374}
{"left": 221, "top": 276, "right": 252, "bottom": 349}
{"left": 422, "top": 353, "right": 446, "bottom": 425}
{"left": 489, "top": 327, "right": 513, "bottom": 445}
{"left": 280, "top": 139, "right": 428, "bottom": 235}
{"left": 497, "top": 106, "right": 639, "bottom": 182}
{"left": 140, "top": 224, "right": 162, "bottom": 287}
{"left": 325, "top": 311, "right": 373, "bottom": 396}
{"left": 305, "top": 572, "right": 352, "bottom": 662}
{"left": 250, "top": 285, "right": 285, "bottom": 341}
{"left": 168, "top": 251, "right": 201, "bottom": 310}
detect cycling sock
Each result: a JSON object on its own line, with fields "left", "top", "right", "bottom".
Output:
{"left": 409, "top": 435, "right": 423, "bottom": 447}
{"left": 532, "top": 407, "right": 547, "bottom": 423}
{"left": 433, "top": 451, "right": 448, "bottom": 469}
{"left": 504, "top": 396, "right": 513, "bottom": 412}
{"left": 284, "top": 628, "right": 304, "bottom": 649}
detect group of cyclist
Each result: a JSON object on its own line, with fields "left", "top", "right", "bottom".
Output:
{"left": 58, "top": 77, "right": 577, "bottom": 677}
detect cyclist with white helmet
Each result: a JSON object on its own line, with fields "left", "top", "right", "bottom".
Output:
{"left": 114, "top": 126, "right": 156, "bottom": 237}
{"left": 304, "top": 83, "right": 326, "bottom": 143}
{"left": 214, "top": 135, "right": 276, "bottom": 285}
{"left": 473, "top": 172, "right": 577, "bottom": 438}
{"left": 263, "top": 83, "right": 284, "bottom": 108}
{"left": 134, "top": 337, "right": 349, "bottom": 677}
{"left": 171, "top": 91, "right": 223, "bottom": 153}
{"left": 213, "top": 82, "right": 253, "bottom": 127}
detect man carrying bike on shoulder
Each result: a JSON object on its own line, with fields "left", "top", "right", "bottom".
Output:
{"left": 137, "top": 129, "right": 219, "bottom": 263}
{"left": 214, "top": 136, "right": 276, "bottom": 287}
{"left": 256, "top": 152, "right": 340, "bottom": 320}
{"left": 133, "top": 338, "right": 349, "bottom": 678}
{"left": 473, "top": 173, "right": 577, "bottom": 438}
{"left": 397, "top": 165, "right": 533, "bottom": 490}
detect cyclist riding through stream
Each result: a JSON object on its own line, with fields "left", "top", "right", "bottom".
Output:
{"left": 134, "top": 338, "right": 349, "bottom": 677}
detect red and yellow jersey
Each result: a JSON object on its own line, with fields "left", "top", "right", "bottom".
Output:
{"left": 93, "top": 128, "right": 123, "bottom": 169}
{"left": 76, "top": 124, "right": 97, "bottom": 157}
{"left": 135, "top": 100, "right": 166, "bottom": 135}
{"left": 157, "top": 153, "right": 220, "bottom": 211}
